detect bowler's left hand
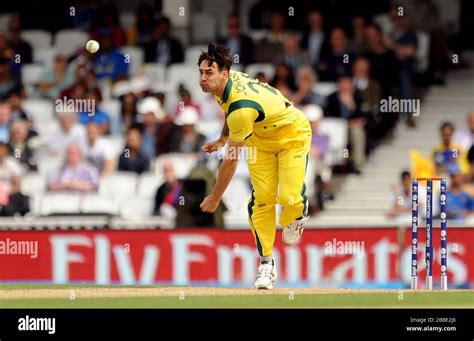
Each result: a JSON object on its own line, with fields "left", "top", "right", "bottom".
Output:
{"left": 200, "top": 194, "right": 220, "bottom": 213}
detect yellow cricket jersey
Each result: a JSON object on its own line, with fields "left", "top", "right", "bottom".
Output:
{"left": 214, "top": 70, "right": 310, "bottom": 148}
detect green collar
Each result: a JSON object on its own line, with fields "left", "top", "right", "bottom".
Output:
{"left": 223, "top": 78, "right": 232, "bottom": 103}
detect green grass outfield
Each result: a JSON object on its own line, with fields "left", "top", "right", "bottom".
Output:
{"left": 0, "top": 285, "right": 473, "bottom": 308}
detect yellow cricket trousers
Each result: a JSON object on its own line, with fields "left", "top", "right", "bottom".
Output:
{"left": 246, "top": 109, "right": 312, "bottom": 257}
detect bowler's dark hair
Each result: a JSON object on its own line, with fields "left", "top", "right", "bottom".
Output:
{"left": 198, "top": 42, "right": 232, "bottom": 71}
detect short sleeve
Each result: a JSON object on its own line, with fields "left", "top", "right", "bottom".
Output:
{"left": 227, "top": 108, "right": 257, "bottom": 143}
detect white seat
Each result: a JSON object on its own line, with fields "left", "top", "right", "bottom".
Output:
{"left": 22, "top": 173, "right": 47, "bottom": 197}
{"left": 195, "top": 119, "right": 223, "bottom": 138}
{"left": 81, "top": 194, "right": 120, "bottom": 215}
{"left": 33, "top": 48, "right": 57, "bottom": 69}
{"left": 120, "top": 196, "right": 154, "bottom": 219}
{"left": 319, "top": 118, "right": 348, "bottom": 166}
{"left": 154, "top": 153, "right": 197, "bottom": 179}
{"left": 223, "top": 177, "right": 251, "bottom": 223}
{"left": 313, "top": 82, "right": 338, "bottom": 97}
{"left": 245, "top": 63, "right": 275, "bottom": 80}
{"left": 248, "top": 30, "right": 267, "bottom": 42}
{"left": 40, "top": 193, "right": 81, "bottom": 215}
{"left": 38, "top": 156, "right": 63, "bottom": 175}
{"left": 22, "top": 30, "right": 53, "bottom": 55}
{"left": 0, "top": 13, "right": 12, "bottom": 32}
{"left": 119, "top": 46, "right": 144, "bottom": 76}
{"left": 99, "top": 172, "right": 138, "bottom": 199}
{"left": 99, "top": 99, "right": 122, "bottom": 135}
{"left": 54, "top": 29, "right": 89, "bottom": 55}
{"left": 21, "top": 64, "right": 46, "bottom": 86}
{"left": 119, "top": 11, "right": 135, "bottom": 31}
{"left": 21, "top": 98, "right": 55, "bottom": 126}
{"left": 185, "top": 45, "right": 206, "bottom": 64}
{"left": 144, "top": 63, "right": 167, "bottom": 82}
{"left": 166, "top": 63, "right": 203, "bottom": 103}
{"left": 191, "top": 13, "right": 216, "bottom": 44}
{"left": 108, "top": 136, "right": 125, "bottom": 158}
{"left": 137, "top": 172, "right": 164, "bottom": 198}
{"left": 415, "top": 31, "right": 430, "bottom": 73}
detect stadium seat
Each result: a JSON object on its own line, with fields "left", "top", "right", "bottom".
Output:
{"left": 191, "top": 13, "right": 216, "bottom": 44}
{"left": 119, "top": 11, "right": 135, "bottom": 31}
{"left": 119, "top": 46, "right": 144, "bottom": 76}
{"left": 37, "top": 155, "right": 64, "bottom": 176}
{"left": 40, "top": 193, "right": 81, "bottom": 216}
{"left": 22, "top": 30, "right": 52, "bottom": 54}
{"left": 81, "top": 194, "right": 120, "bottom": 215}
{"left": 245, "top": 63, "right": 275, "bottom": 80}
{"left": 222, "top": 177, "right": 251, "bottom": 225}
{"left": 143, "top": 63, "right": 167, "bottom": 82}
{"left": 319, "top": 118, "right": 348, "bottom": 166}
{"left": 137, "top": 172, "right": 165, "bottom": 198}
{"left": 21, "top": 173, "right": 47, "bottom": 197}
{"left": 313, "top": 82, "right": 337, "bottom": 97}
{"left": 33, "top": 48, "right": 57, "bottom": 69}
{"left": 154, "top": 153, "right": 197, "bottom": 179}
{"left": 54, "top": 29, "right": 89, "bottom": 55}
{"left": 21, "top": 64, "right": 46, "bottom": 87}
{"left": 119, "top": 196, "right": 154, "bottom": 219}
{"left": 0, "top": 13, "right": 12, "bottom": 32}
{"left": 248, "top": 29, "right": 267, "bottom": 42}
{"left": 166, "top": 63, "right": 204, "bottom": 103}
{"left": 108, "top": 136, "right": 125, "bottom": 158}
{"left": 415, "top": 31, "right": 430, "bottom": 73}
{"left": 99, "top": 99, "right": 122, "bottom": 135}
{"left": 99, "top": 172, "right": 138, "bottom": 199}
{"left": 21, "top": 98, "right": 55, "bottom": 126}
{"left": 185, "top": 45, "right": 206, "bottom": 64}
{"left": 195, "top": 119, "right": 223, "bottom": 138}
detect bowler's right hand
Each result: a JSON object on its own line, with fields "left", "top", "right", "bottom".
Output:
{"left": 201, "top": 139, "right": 225, "bottom": 153}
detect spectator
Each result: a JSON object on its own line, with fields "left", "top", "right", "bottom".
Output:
{"left": 120, "top": 92, "right": 138, "bottom": 133}
{"left": 0, "top": 180, "right": 9, "bottom": 212}
{"left": 64, "top": 0, "right": 97, "bottom": 30}
{"left": 93, "top": 29, "right": 129, "bottom": 82}
{"left": 174, "top": 86, "right": 200, "bottom": 119}
{"left": 47, "top": 144, "right": 99, "bottom": 193}
{"left": 127, "top": 3, "right": 156, "bottom": 47}
{"left": 387, "top": 171, "right": 412, "bottom": 218}
{"left": 270, "top": 62, "right": 297, "bottom": 98}
{"left": 255, "top": 11, "right": 287, "bottom": 63}
{"left": 144, "top": 16, "right": 184, "bottom": 65}
{"left": 325, "top": 76, "right": 369, "bottom": 171}
{"left": 274, "top": 34, "right": 310, "bottom": 73}
{"left": 349, "top": 15, "right": 367, "bottom": 54}
{"left": 453, "top": 111, "right": 474, "bottom": 151}
{"left": 153, "top": 161, "right": 182, "bottom": 217}
{"left": 170, "top": 107, "right": 206, "bottom": 154}
{"left": 118, "top": 127, "right": 150, "bottom": 174}
{"left": 217, "top": 14, "right": 254, "bottom": 66}
{"left": 431, "top": 122, "right": 469, "bottom": 176}
{"left": 0, "top": 142, "right": 22, "bottom": 182}
{"left": 0, "top": 57, "right": 21, "bottom": 98}
{"left": 77, "top": 89, "right": 110, "bottom": 135}
{"left": 0, "top": 33, "right": 14, "bottom": 60}
{"left": 254, "top": 71, "right": 269, "bottom": 84}
{"left": 91, "top": 4, "right": 127, "bottom": 48}
{"left": 363, "top": 24, "right": 399, "bottom": 98}
{"left": 8, "top": 120, "right": 37, "bottom": 171}
{"left": 317, "top": 27, "right": 354, "bottom": 81}
{"left": 38, "top": 54, "right": 75, "bottom": 100}
{"left": 136, "top": 96, "right": 167, "bottom": 158}
{"left": 445, "top": 164, "right": 471, "bottom": 220}
{"left": 84, "top": 122, "right": 115, "bottom": 177}
{"left": 302, "top": 10, "right": 327, "bottom": 66}
{"left": 0, "top": 98, "right": 12, "bottom": 143}
{"left": 1, "top": 176, "right": 30, "bottom": 216}
{"left": 48, "top": 112, "right": 87, "bottom": 157}
{"left": 291, "top": 65, "right": 326, "bottom": 107}
{"left": 7, "top": 16, "right": 32, "bottom": 64}
{"left": 8, "top": 90, "right": 33, "bottom": 128}
{"left": 304, "top": 104, "right": 331, "bottom": 211}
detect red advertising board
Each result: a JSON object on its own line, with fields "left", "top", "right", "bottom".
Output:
{"left": 0, "top": 228, "right": 472, "bottom": 287}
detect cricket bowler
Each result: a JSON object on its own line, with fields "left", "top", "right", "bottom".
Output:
{"left": 198, "top": 42, "right": 312, "bottom": 289}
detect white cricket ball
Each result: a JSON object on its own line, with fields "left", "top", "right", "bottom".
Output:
{"left": 86, "top": 39, "right": 100, "bottom": 53}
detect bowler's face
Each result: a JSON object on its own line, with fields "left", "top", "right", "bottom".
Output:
{"left": 199, "top": 61, "right": 226, "bottom": 94}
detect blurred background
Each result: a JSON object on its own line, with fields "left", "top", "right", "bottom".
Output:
{"left": 0, "top": 0, "right": 473, "bottom": 289}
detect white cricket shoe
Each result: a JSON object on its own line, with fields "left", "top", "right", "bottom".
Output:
{"left": 282, "top": 215, "right": 308, "bottom": 246}
{"left": 254, "top": 262, "right": 277, "bottom": 290}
